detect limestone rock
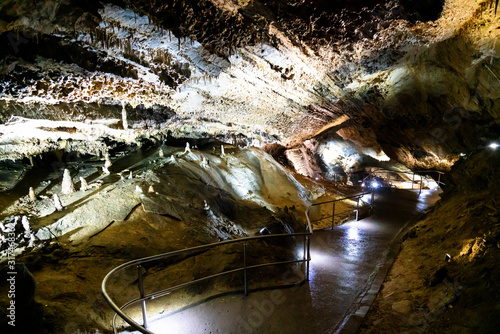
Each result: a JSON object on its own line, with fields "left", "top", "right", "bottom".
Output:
{"left": 28, "top": 187, "right": 36, "bottom": 202}
{"left": 53, "top": 194, "right": 64, "bottom": 211}
{"left": 80, "top": 177, "right": 89, "bottom": 191}
{"left": 61, "top": 169, "right": 75, "bottom": 195}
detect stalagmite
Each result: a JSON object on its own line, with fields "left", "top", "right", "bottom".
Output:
{"left": 201, "top": 156, "right": 209, "bottom": 168}
{"left": 103, "top": 153, "right": 112, "bottom": 174}
{"left": 80, "top": 177, "right": 89, "bottom": 191}
{"left": 135, "top": 185, "right": 143, "bottom": 193}
{"left": 121, "top": 103, "right": 128, "bottom": 130}
{"left": 128, "top": 171, "right": 133, "bottom": 179}
{"left": 53, "top": 194, "right": 63, "bottom": 211}
{"left": 184, "top": 142, "right": 191, "bottom": 154}
{"left": 28, "top": 187, "right": 36, "bottom": 202}
{"left": 159, "top": 147, "right": 164, "bottom": 158}
{"left": 148, "top": 185, "right": 155, "bottom": 193}
{"left": 61, "top": 169, "right": 75, "bottom": 195}
{"left": 170, "top": 155, "right": 176, "bottom": 163}
{"left": 221, "top": 145, "right": 225, "bottom": 157}
{"left": 21, "top": 216, "right": 30, "bottom": 236}
{"left": 27, "top": 234, "right": 35, "bottom": 248}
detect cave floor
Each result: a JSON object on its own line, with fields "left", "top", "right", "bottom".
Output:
{"left": 121, "top": 188, "right": 441, "bottom": 334}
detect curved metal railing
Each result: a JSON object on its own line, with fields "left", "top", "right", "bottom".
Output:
{"left": 360, "top": 168, "right": 445, "bottom": 195}
{"left": 305, "top": 191, "right": 374, "bottom": 230}
{"left": 102, "top": 190, "right": 377, "bottom": 333}
{"left": 102, "top": 218, "right": 313, "bottom": 334}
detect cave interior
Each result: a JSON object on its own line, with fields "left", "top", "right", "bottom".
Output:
{"left": 0, "top": 0, "right": 499, "bottom": 333}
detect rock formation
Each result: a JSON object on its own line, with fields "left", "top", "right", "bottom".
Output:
{"left": 61, "top": 169, "right": 75, "bottom": 195}
{"left": 53, "top": 194, "right": 63, "bottom": 211}
{"left": 28, "top": 187, "right": 36, "bottom": 202}
{"left": 80, "top": 177, "right": 89, "bottom": 191}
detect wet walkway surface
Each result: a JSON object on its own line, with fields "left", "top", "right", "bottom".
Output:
{"left": 134, "top": 188, "right": 441, "bottom": 334}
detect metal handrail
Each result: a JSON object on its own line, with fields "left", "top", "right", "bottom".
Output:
{"left": 360, "top": 169, "right": 446, "bottom": 198}
{"left": 305, "top": 191, "right": 374, "bottom": 230}
{"left": 102, "top": 225, "right": 313, "bottom": 334}
{"left": 363, "top": 168, "right": 446, "bottom": 186}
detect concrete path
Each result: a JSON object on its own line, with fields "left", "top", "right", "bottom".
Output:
{"left": 129, "top": 188, "right": 441, "bottom": 334}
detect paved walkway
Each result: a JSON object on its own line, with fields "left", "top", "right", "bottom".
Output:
{"left": 131, "top": 188, "right": 441, "bottom": 334}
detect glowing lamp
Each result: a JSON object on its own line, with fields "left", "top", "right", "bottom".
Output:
{"left": 488, "top": 143, "right": 499, "bottom": 150}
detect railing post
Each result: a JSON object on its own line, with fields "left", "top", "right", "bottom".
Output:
{"left": 243, "top": 242, "right": 248, "bottom": 296}
{"left": 438, "top": 172, "right": 441, "bottom": 186}
{"left": 137, "top": 265, "right": 148, "bottom": 329}
{"left": 419, "top": 175, "right": 423, "bottom": 197}
{"left": 371, "top": 190, "right": 375, "bottom": 209}
{"left": 331, "top": 202, "right": 336, "bottom": 230}
{"left": 306, "top": 235, "right": 310, "bottom": 281}
{"left": 412, "top": 173, "right": 415, "bottom": 189}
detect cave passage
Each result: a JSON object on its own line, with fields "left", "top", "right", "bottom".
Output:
{"left": 132, "top": 188, "right": 441, "bottom": 334}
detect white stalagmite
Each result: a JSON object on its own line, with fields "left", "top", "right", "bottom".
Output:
{"left": 103, "top": 153, "right": 112, "bottom": 174}
{"left": 201, "top": 156, "right": 209, "bottom": 168}
{"left": 122, "top": 102, "right": 128, "bottom": 130}
{"left": 21, "top": 216, "right": 30, "bottom": 235}
{"left": 148, "top": 185, "right": 155, "bottom": 193}
{"left": 159, "top": 147, "right": 164, "bottom": 158}
{"left": 221, "top": 145, "right": 225, "bottom": 157}
{"left": 128, "top": 171, "right": 133, "bottom": 179}
{"left": 105, "top": 153, "right": 112, "bottom": 168}
{"left": 170, "top": 155, "right": 176, "bottom": 163}
{"left": 53, "top": 194, "right": 63, "bottom": 211}
{"left": 184, "top": 142, "right": 191, "bottom": 154}
{"left": 135, "top": 185, "right": 143, "bottom": 193}
{"left": 28, "top": 234, "right": 35, "bottom": 248}
{"left": 61, "top": 169, "right": 75, "bottom": 194}
{"left": 28, "top": 187, "right": 36, "bottom": 202}
{"left": 80, "top": 177, "right": 89, "bottom": 191}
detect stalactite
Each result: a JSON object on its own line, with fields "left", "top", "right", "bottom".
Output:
{"left": 122, "top": 102, "right": 128, "bottom": 130}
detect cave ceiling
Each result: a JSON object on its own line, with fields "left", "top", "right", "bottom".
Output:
{"left": 0, "top": 0, "right": 499, "bottom": 170}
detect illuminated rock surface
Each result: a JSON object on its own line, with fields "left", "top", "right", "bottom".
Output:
{"left": 0, "top": 0, "right": 499, "bottom": 333}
